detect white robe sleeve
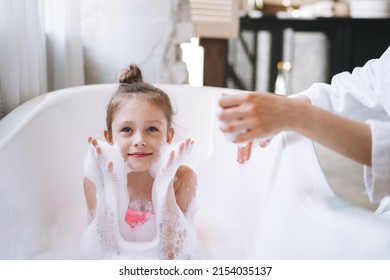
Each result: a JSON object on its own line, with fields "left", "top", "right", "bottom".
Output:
{"left": 296, "top": 49, "right": 390, "bottom": 122}
{"left": 293, "top": 46, "right": 390, "bottom": 203}
{"left": 365, "top": 120, "right": 390, "bottom": 203}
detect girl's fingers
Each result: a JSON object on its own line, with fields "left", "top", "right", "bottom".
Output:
{"left": 169, "top": 150, "right": 175, "bottom": 162}
{"left": 179, "top": 143, "right": 184, "bottom": 154}
{"left": 88, "top": 137, "right": 102, "bottom": 156}
{"left": 178, "top": 138, "right": 193, "bottom": 156}
{"left": 184, "top": 138, "right": 192, "bottom": 148}
{"left": 107, "top": 161, "right": 113, "bottom": 172}
{"left": 91, "top": 139, "right": 101, "bottom": 154}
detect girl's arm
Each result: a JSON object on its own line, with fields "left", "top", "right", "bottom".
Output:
{"left": 159, "top": 166, "right": 197, "bottom": 259}
{"left": 83, "top": 177, "right": 97, "bottom": 220}
{"left": 174, "top": 165, "right": 197, "bottom": 215}
{"left": 83, "top": 137, "right": 107, "bottom": 220}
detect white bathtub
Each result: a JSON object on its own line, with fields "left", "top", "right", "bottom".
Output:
{"left": 1, "top": 84, "right": 389, "bottom": 259}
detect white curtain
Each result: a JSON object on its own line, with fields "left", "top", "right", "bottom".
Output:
{"left": 0, "top": 0, "right": 47, "bottom": 118}
{"left": 44, "top": 0, "right": 84, "bottom": 91}
{"left": 0, "top": 0, "right": 84, "bottom": 119}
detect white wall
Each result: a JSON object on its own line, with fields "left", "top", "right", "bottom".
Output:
{"left": 80, "top": 0, "right": 195, "bottom": 85}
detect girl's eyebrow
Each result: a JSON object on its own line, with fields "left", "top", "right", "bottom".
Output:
{"left": 115, "top": 120, "right": 164, "bottom": 126}
{"left": 115, "top": 120, "right": 133, "bottom": 125}
{"left": 145, "top": 120, "right": 164, "bottom": 125}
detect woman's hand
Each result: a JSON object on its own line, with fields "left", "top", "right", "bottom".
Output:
{"left": 218, "top": 92, "right": 289, "bottom": 144}
{"left": 237, "top": 141, "right": 252, "bottom": 164}
{"left": 236, "top": 137, "right": 273, "bottom": 164}
{"left": 220, "top": 93, "right": 372, "bottom": 166}
{"left": 219, "top": 93, "right": 310, "bottom": 164}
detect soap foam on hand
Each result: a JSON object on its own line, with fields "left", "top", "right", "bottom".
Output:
{"left": 222, "top": 128, "right": 248, "bottom": 148}
{"left": 217, "top": 93, "right": 247, "bottom": 147}
{"left": 220, "top": 122, "right": 243, "bottom": 143}
{"left": 217, "top": 93, "right": 275, "bottom": 149}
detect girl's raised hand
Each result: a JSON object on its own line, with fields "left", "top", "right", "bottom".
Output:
{"left": 88, "top": 137, "right": 102, "bottom": 158}
{"left": 155, "top": 138, "right": 194, "bottom": 180}
{"left": 87, "top": 136, "right": 114, "bottom": 173}
{"left": 164, "top": 138, "right": 193, "bottom": 174}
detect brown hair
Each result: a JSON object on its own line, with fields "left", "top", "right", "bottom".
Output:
{"left": 106, "top": 64, "right": 174, "bottom": 136}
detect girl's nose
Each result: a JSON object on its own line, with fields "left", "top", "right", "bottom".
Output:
{"left": 133, "top": 133, "right": 147, "bottom": 147}
{"left": 134, "top": 142, "right": 147, "bottom": 147}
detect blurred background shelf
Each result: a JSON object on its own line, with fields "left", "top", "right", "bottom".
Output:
{"left": 227, "top": 15, "right": 390, "bottom": 92}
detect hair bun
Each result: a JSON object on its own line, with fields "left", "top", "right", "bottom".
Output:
{"left": 118, "top": 64, "right": 143, "bottom": 84}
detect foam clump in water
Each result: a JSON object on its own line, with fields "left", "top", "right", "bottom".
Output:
{"left": 80, "top": 139, "right": 197, "bottom": 259}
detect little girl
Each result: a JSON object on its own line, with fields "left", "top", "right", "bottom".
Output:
{"left": 83, "top": 64, "right": 197, "bottom": 259}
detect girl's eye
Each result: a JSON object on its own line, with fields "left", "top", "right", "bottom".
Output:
{"left": 121, "top": 127, "right": 132, "bottom": 133}
{"left": 147, "top": 126, "right": 159, "bottom": 132}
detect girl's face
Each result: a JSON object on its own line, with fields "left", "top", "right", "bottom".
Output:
{"left": 105, "top": 97, "right": 173, "bottom": 172}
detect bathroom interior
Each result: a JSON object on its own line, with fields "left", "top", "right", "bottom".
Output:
{"left": 1, "top": 0, "right": 390, "bottom": 259}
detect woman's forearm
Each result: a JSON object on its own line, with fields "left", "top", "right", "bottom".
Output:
{"left": 288, "top": 97, "right": 372, "bottom": 166}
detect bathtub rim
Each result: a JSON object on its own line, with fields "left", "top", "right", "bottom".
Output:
{"left": 0, "top": 83, "right": 246, "bottom": 151}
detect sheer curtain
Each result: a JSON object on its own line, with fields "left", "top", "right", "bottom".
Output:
{"left": 44, "top": 0, "right": 84, "bottom": 92}
{"left": 0, "top": 0, "right": 84, "bottom": 119}
{"left": 0, "top": 0, "right": 47, "bottom": 118}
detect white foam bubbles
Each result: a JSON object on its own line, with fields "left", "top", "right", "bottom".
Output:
{"left": 79, "top": 139, "right": 198, "bottom": 259}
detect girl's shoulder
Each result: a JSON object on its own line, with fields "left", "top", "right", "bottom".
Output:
{"left": 174, "top": 165, "right": 197, "bottom": 213}
{"left": 175, "top": 165, "right": 197, "bottom": 182}
{"left": 174, "top": 165, "right": 197, "bottom": 192}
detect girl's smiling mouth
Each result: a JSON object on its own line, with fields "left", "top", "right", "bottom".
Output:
{"left": 128, "top": 152, "right": 153, "bottom": 158}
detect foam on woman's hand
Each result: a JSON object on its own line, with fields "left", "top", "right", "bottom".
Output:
{"left": 217, "top": 93, "right": 248, "bottom": 147}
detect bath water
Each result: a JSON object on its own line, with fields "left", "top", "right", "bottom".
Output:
{"left": 31, "top": 132, "right": 390, "bottom": 260}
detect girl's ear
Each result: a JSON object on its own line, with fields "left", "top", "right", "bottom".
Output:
{"left": 104, "top": 130, "right": 113, "bottom": 144}
{"left": 166, "top": 127, "right": 174, "bottom": 144}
